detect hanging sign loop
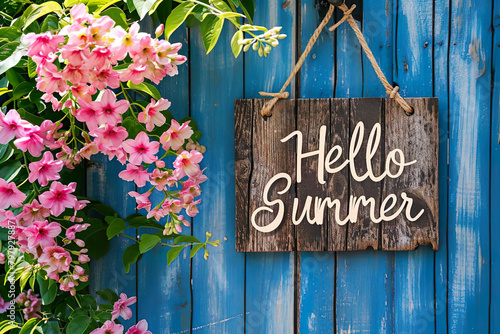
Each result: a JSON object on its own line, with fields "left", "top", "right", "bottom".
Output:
{"left": 259, "top": 3, "right": 414, "bottom": 116}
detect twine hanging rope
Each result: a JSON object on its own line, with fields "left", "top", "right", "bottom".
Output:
{"left": 259, "top": 3, "right": 414, "bottom": 116}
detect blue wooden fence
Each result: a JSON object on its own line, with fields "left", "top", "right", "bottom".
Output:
{"left": 87, "top": 0, "right": 499, "bottom": 332}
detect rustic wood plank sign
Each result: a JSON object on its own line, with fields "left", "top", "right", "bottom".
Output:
{"left": 235, "top": 98, "right": 439, "bottom": 252}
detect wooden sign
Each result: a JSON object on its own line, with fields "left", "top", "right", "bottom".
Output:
{"left": 235, "top": 98, "right": 439, "bottom": 252}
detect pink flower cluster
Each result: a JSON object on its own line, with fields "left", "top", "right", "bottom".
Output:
{"left": 0, "top": 3, "right": 205, "bottom": 299}
{"left": 91, "top": 294, "right": 151, "bottom": 334}
{"left": 23, "top": 4, "right": 186, "bottom": 111}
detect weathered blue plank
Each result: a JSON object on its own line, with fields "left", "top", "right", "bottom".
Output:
{"left": 490, "top": 4, "right": 500, "bottom": 333}
{"left": 189, "top": 24, "right": 246, "bottom": 333}
{"left": 298, "top": 2, "right": 336, "bottom": 333}
{"left": 244, "top": 1, "right": 296, "bottom": 333}
{"left": 87, "top": 157, "right": 137, "bottom": 328}
{"left": 136, "top": 24, "right": 192, "bottom": 333}
{"left": 335, "top": 3, "right": 394, "bottom": 333}
{"left": 392, "top": 0, "right": 436, "bottom": 332}
{"left": 433, "top": 1, "right": 450, "bottom": 332}
{"left": 448, "top": 0, "right": 492, "bottom": 332}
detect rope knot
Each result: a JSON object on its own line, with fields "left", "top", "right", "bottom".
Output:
{"left": 259, "top": 91, "right": 290, "bottom": 99}
{"left": 388, "top": 86, "right": 400, "bottom": 99}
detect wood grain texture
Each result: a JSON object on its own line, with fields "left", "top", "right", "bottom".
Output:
{"left": 136, "top": 21, "right": 192, "bottom": 333}
{"left": 433, "top": 0, "right": 451, "bottom": 332}
{"left": 336, "top": 2, "right": 395, "bottom": 332}
{"left": 296, "top": 99, "right": 329, "bottom": 251}
{"left": 382, "top": 98, "right": 439, "bottom": 250}
{"left": 190, "top": 24, "right": 246, "bottom": 333}
{"left": 244, "top": 1, "right": 296, "bottom": 332}
{"left": 86, "top": 157, "right": 137, "bottom": 329}
{"left": 347, "top": 98, "right": 383, "bottom": 250}
{"left": 447, "top": 0, "right": 492, "bottom": 333}
{"left": 298, "top": 3, "right": 337, "bottom": 331}
{"left": 235, "top": 99, "right": 253, "bottom": 252}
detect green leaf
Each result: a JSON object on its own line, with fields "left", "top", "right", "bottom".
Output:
{"left": 27, "top": 58, "right": 37, "bottom": 78}
{"left": 240, "top": 0, "right": 255, "bottom": 22}
{"left": 200, "top": 15, "right": 224, "bottom": 54}
{"left": 139, "top": 234, "right": 161, "bottom": 253}
{"left": 0, "top": 27, "right": 22, "bottom": 42}
{"left": 127, "top": 81, "right": 161, "bottom": 100}
{"left": 37, "top": 275, "right": 57, "bottom": 305}
{"left": 17, "top": 108, "right": 45, "bottom": 125}
{"left": 0, "top": 160, "right": 22, "bottom": 183}
{"left": 167, "top": 245, "right": 186, "bottom": 266}
{"left": 80, "top": 295, "right": 97, "bottom": 310}
{"left": 190, "top": 243, "right": 204, "bottom": 258}
{"left": 122, "top": 243, "right": 140, "bottom": 273}
{"left": 0, "top": 320, "right": 19, "bottom": 334}
{"left": 16, "top": 2, "right": 63, "bottom": 30}
{"left": 96, "top": 289, "right": 119, "bottom": 304}
{"left": 83, "top": 228, "right": 110, "bottom": 260}
{"left": 164, "top": 1, "right": 196, "bottom": 40}
{"left": 148, "top": 0, "right": 164, "bottom": 15}
{"left": 125, "top": 213, "right": 164, "bottom": 230}
{"left": 40, "top": 14, "right": 59, "bottom": 32}
{"left": 100, "top": 7, "right": 128, "bottom": 29}
{"left": 94, "top": 0, "right": 121, "bottom": 15}
{"left": 0, "top": 145, "right": 13, "bottom": 164}
{"left": 174, "top": 235, "right": 200, "bottom": 244}
{"left": 66, "top": 315, "right": 90, "bottom": 334}
{"left": 40, "top": 322, "right": 59, "bottom": 334}
{"left": 231, "top": 29, "right": 244, "bottom": 58}
{"left": 212, "top": 0, "right": 241, "bottom": 25}
{"left": 132, "top": 0, "right": 158, "bottom": 20}
{"left": 13, "top": 81, "right": 34, "bottom": 99}
{"left": 19, "top": 318, "right": 40, "bottom": 334}
{"left": 106, "top": 217, "right": 127, "bottom": 239}
{"left": 0, "top": 42, "right": 25, "bottom": 75}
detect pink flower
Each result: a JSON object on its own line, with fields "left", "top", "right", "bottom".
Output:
{"left": 36, "top": 63, "right": 68, "bottom": 94}
{"left": 93, "top": 124, "right": 128, "bottom": 148}
{"left": 146, "top": 208, "right": 165, "bottom": 220}
{"left": 28, "top": 151, "right": 63, "bottom": 186}
{"left": 122, "top": 132, "right": 159, "bottom": 165}
{"left": 185, "top": 199, "right": 201, "bottom": 217}
{"left": 160, "top": 120, "right": 193, "bottom": 151}
{"left": 75, "top": 98, "right": 99, "bottom": 131}
{"left": 90, "top": 321, "right": 124, "bottom": 334}
{"left": 173, "top": 150, "right": 203, "bottom": 178}
{"left": 0, "top": 178, "right": 26, "bottom": 209}
{"left": 138, "top": 98, "right": 170, "bottom": 131}
{"left": 118, "top": 164, "right": 150, "bottom": 187}
{"left": 89, "top": 68, "right": 120, "bottom": 90}
{"left": 23, "top": 220, "right": 61, "bottom": 249}
{"left": 22, "top": 32, "right": 65, "bottom": 57}
{"left": 126, "top": 320, "right": 151, "bottom": 334}
{"left": 18, "top": 200, "right": 50, "bottom": 226}
{"left": 119, "top": 63, "right": 149, "bottom": 84}
{"left": 93, "top": 90, "right": 129, "bottom": 126}
{"left": 162, "top": 199, "right": 182, "bottom": 214}
{"left": 128, "top": 191, "right": 152, "bottom": 211}
{"left": 111, "top": 293, "right": 137, "bottom": 321}
{"left": 38, "top": 246, "right": 71, "bottom": 275}
{"left": 65, "top": 223, "right": 90, "bottom": 240}
{"left": 14, "top": 126, "right": 45, "bottom": 157}
{"left": 0, "top": 296, "right": 9, "bottom": 313}
{"left": 16, "top": 290, "right": 41, "bottom": 320}
{"left": 0, "top": 109, "right": 31, "bottom": 144}
{"left": 69, "top": 4, "right": 94, "bottom": 25}
{"left": 38, "top": 182, "right": 78, "bottom": 217}
{"left": 0, "top": 209, "right": 17, "bottom": 228}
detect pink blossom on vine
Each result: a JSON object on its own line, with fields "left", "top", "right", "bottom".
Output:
{"left": 35, "top": 62, "right": 68, "bottom": 94}
{"left": 93, "top": 124, "right": 129, "bottom": 148}
{"left": 90, "top": 321, "right": 124, "bottom": 334}
{"left": 14, "top": 126, "right": 46, "bottom": 157}
{"left": 75, "top": 98, "right": 100, "bottom": 131}
{"left": 16, "top": 290, "right": 41, "bottom": 320}
{"left": 65, "top": 223, "right": 90, "bottom": 240}
{"left": 0, "top": 109, "right": 30, "bottom": 144}
{"left": 0, "top": 178, "right": 26, "bottom": 209}
{"left": 23, "top": 32, "right": 65, "bottom": 57}
{"left": 173, "top": 150, "right": 203, "bottom": 178}
{"left": 0, "top": 296, "right": 7, "bottom": 314}
{"left": 38, "top": 181, "right": 78, "bottom": 216}
{"left": 23, "top": 220, "right": 61, "bottom": 249}
{"left": 93, "top": 90, "right": 129, "bottom": 126}
{"left": 118, "top": 164, "right": 150, "bottom": 187}
{"left": 28, "top": 151, "right": 64, "bottom": 186}
{"left": 147, "top": 208, "right": 165, "bottom": 220}
{"left": 161, "top": 199, "right": 182, "bottom": 214}
{"left": 128, "top": 190, "right": 152, "bottom": 211}
{"left": 119, "top": 63, "right": 149, "bottom": 85}
{"left": 160, "top": 120, "right": 193, "bottom": 151}
{"left": 0, "top": 254, "right": 5, "bottom": 266}
{"left": 69, "top": 4, "right": 94, "bottom": 25}
{"left": 138, "top": 98, "right": 170, "bottom": 131}
{"left": 122, "top": 132, "right": 159, "bottom": 165}
{"left": 125, "top": 320, "right": 152, "bottom": 334}
{"left": 19, "top": 200, "right": 50, "bottom": 226}
{"left": 111, "top": 293, "right": 137, "bottom": 321}
{"left": 38, "top": 246, "right": 71, "bottom": 275}
{"left": 0, "top": 209, "right": 17, "bottom": 228}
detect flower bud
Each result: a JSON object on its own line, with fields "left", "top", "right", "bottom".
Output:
{"left": 155, "top": 24, "right": 164, "bottom": 38}
{"left": 244, "top": 44, "right": 251, "bottom": 52}
{"left": 271, "top": 39, "right": 279, "bottom": 47}
{"left": 258, "top": 46, "right": 264, "bottom": 57}
{"left": 278, "top": 34, "right": 287, "bottom": 40}
{"left": 264, "top": 45, "right": 272, "bottom": 53}
{"left": 252, "top": 42, "right": 259, "bottom": 51}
